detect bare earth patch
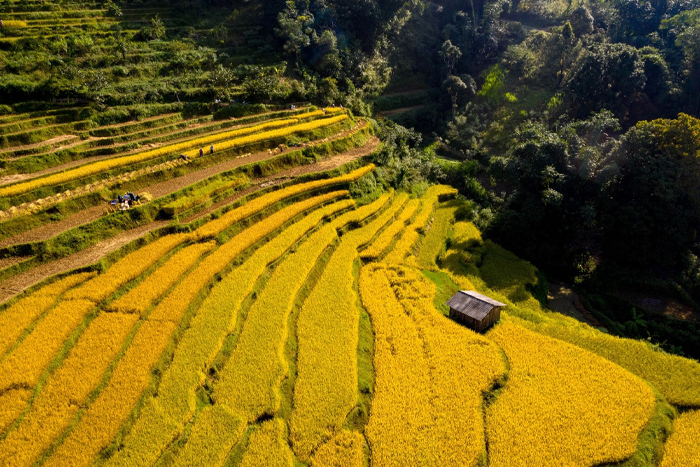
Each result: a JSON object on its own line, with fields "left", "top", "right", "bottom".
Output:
{"left": 0, "top": 121, "right": 367, "bottom": 249}
{"left": 0, "top": 221, "right": 168, "bottom": 304}
{"left": 0, "top": 130, "right": 375, "bottom": 303}
{"left": 616, "top": 290, "right": 699, "bottom": 323}
{"left": 378, "top": 105, "right": 425, "bottom": 117}
{"left": 548, "top": 282, "right": 606, "bottom": 328}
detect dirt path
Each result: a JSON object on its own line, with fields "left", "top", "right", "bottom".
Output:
{"left": 0, "top": 126, "right": 372, "bottom": 303}
{"left": 615, "top": 290, "right": 699, "bottom": 323}
{"left": 378, "top": 105, "right": 425, "bottom": 117}
{"left": 184, "top": 136, "right": 379, "bottom": 223}
{"left": 0, "top": 221, "right": 169, "bottom": 304}
{"left": 0, "top": 135, "right": 78, "bottom": 155}
{"left": 0, "top": 108, "right": 309, "bottom": 186}
{"left": 547, "top": 282, "right": 606, "bottom": 328}
{"left": 0, "top": 122, "right": 367, "bottom": 249}
{"left": 0, "top": 255, "right": 32, "bottom": 272}
{"left": 0, "top": 205, "right": 106, "bottom": 249}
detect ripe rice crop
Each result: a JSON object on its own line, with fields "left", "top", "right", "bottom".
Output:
{"left": 0, "top": 298, "right": 96, "bottom": 392}
{"left": 513, "top": 314, "right": 700, "bottom": 408}
{"left": 0, "top": 117, "right": 293, "bottom": 197}
{"left": 360, "top": 195, "right": 416, "bottom": 260}
{"left": 384, "top": 264, "right": 507, "bottom": 466}
{"left": 444, "top": 220, "right": 700, "bottom": 408}
{"left": 212, "top": 224, "right": 344, "bottom": 420}
{"left": 311, "top": 431, "right": 365, "bottom": 467}
{"left": 417, "top": 200, "right": 460, "bottom": 270}
{"left": 0, "top": 115, "right": 348, "bottom": 198}
{"left": 171, "top": 406, "right": 245, "bottom": 467}
{"left": 195, "top": 164, "right": 374, "bottom": 239}
{"left": 0, "top": 272, "right": 94, "bottom": 357}
{"left": 0, "top": 389, "right": 31, "bottom": 436}
{"left": 179, "top": 114, "right": 348, "bottom": 160}
{"left": 440, "top": 218, "right": 700, "bottom": 409}
{"left": 65, "top": 233, "right": 192, "bottom": 302}
{"left": 213, "top": 196, "right": 387, "bottom": 423}
{"left": 43, "top": 320, "right": 176, "bottom": 467}
{"left": 240, "top": 418, "right": 294, "bottom": 467}
{"left": 113, "top": 199, "right": 355, "bottom": 467}
{"left": 660, "top": 410, "right": 700, "bottom": 467}
{"left": 359, "top": 263, "right": 505, "bottom": 467}
{"left": 485, "top": 321, "right": 656, "bottom": 467}
{"left": 0, "top": 313, "right": 138, "bottom": 467}
{"left": 40, "top": 192, "right": 349, "bottom": 466}
{"left": 1, "top": 20, "right": 27, "bottom": 27}
{"left": 0, "top": 299, "right": 95, "bottom": 433}
{"left": 293, "top": 110, "right": 327, "bottom": 119}
{"left": 358, "top": 263, "right": 434, "bottom": 466}
{"left": 161, "top": 175, "right": 248, "bottom": 218}
{"left": 33, "top": 272, "right": 97, "bottom": 297}
{"left": 384, "top": 185, "right": 458, "bottom": 264}
{"left": 107, "top": 242, "right": 215, "bottom": 315}
{"left": 108, "top": 199, "right": 353, "bottom": 467}
{"left": 148, "top": 191, "right": 348, "bottom": 324}
{"left": 291, "top": 192, "right": 398, "bottom": 459}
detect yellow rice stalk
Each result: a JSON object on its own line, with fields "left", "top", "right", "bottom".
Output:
{"left": 107, "top": 242, "right": 215, "bottom": 315}
{"left": 1, "top": 20, "right": 27, "bottom": 27}
{"left": 359, "top": 263, "right": 505, "bottom": 467}
{"left": 65, "top": 233, "right": 192, "bottom": 303}
{"left": 194, "top": 164, "right": 374, "bottom": 239}
{"left": 0, "top": 272, "right": 94, "bottom": 357}
{"left": 212, "top": 196, "right": 387, "bottom": 423}
{"left": 43, "top": 321, "right": 176, "bottom": 467}
{"left": 384, "top": 185, "right": 457, "bottom": 264}
{"left": 444, "top": 220, "right": 700, "bottom": 408}
{"left": 42, "top": 192, "right": 348, "bottom": 467}
{"left": 0, "top": 299, "right": 96, "bottom": 433}
{"left": 311, "top": 431, "right": 365, "bottom": 467}
{"left": 171, "top": 405, "right": 245, "bottom": 467}
{"left": 513, "top": 315, "right": 700, "bottom": 408}
{"left": 0, "top": 313, "right": 138, "bottom": 467}
{"left": 0, "top": 115, "right": 348, "bottom": 198}
{"left": 660, "top": 410, "right": 700, "bottom": 467}
{"left": 106, "top": 200, "right": 353, "bottom": 467}
{"left": 485, "top": 321, "right": 656, "bottom": 467}
{"left": 360, "top": 195, "right": 416, "bottom": 259}
{"left": 291, "top": 192, "right": 398, "bottom": 459}
{"left": 147, "top": 191, "right": 348, "bottom": 324}
{"left": 416, "top": 200, "right": 460, "bottom": 270}
{"left": 240, "top": 419, "right": 294, "bottom": 467}
{"left": 358, "top": 263, "right": 434, "bottom": 467}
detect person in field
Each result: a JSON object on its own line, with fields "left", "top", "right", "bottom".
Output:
{"left": 199, "top": 148, "right": 204, "bottom": 157}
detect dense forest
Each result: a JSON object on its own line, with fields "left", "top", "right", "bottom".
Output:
{"left": 1, "top": 0, "right": 699, "bottom": 357}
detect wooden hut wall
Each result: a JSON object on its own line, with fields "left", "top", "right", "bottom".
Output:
{"left": 450, "top": 306, "right": 502, "bottom": 332}
{"left": 481, "top": 307, "right": 501, "bottom": 330}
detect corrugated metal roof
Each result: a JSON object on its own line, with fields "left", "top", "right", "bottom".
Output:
{"left": 446, "top": 290, "right": 506, "bottom": 321}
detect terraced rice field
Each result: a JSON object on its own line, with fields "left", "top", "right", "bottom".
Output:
{"left": 2, "top": 0, "right": 700, "bottom": 465}
{"left": 1, "top": 166, "right": 699, "bottom": 466}
{"left": 0, "top": 103, "right": 370, "bottom": 297}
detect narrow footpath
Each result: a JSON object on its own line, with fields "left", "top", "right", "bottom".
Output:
{"left": 0, "top": 136, "right": 377, "bottom": 304}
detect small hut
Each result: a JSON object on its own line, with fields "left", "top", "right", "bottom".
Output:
{"left": 446, "top": 290, "right": 506, "bottom": 332}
